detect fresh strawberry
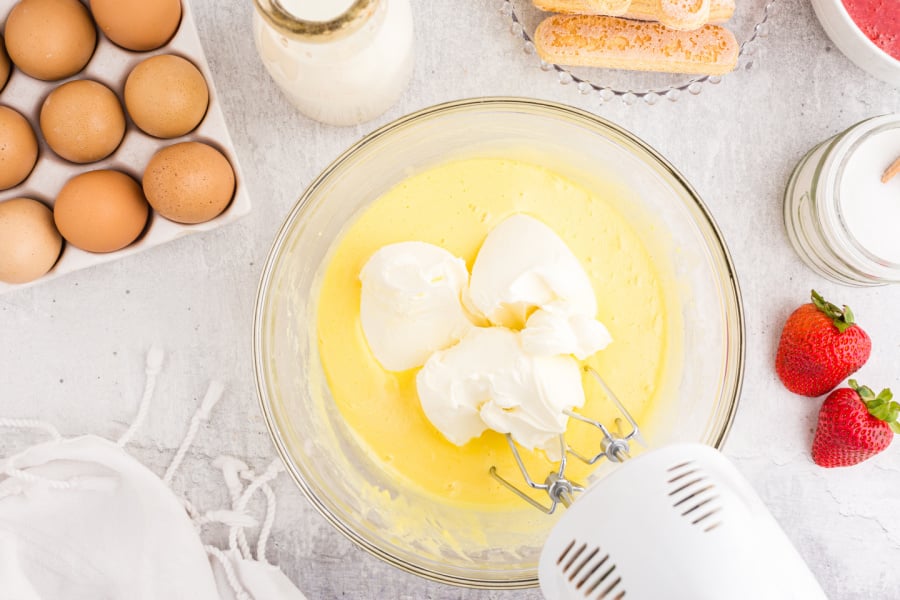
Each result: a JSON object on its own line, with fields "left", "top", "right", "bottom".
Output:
{"left": 775, "top": 290, "right": 871, "bottom": 397}
{"left": 812, "top": 380, "right": 900, "bottom": 467}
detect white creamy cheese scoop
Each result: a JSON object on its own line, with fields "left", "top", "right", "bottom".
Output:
{"left": 416, "top": 327, "right": 585, "bottom": 457}
{"left": 359, "top": 241, "right": 474, "bottom": 372}
{"left": 467, "top": 214, "right": 599, "bottom": 329}
{"left": 358, "top": 213, "right": 612, "bottom": 456}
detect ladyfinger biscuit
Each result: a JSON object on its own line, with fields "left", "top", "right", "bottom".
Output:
{"left": 533, "top": 0, "right": 633, "bottom": 16}
{"left": 658, "top": 0, "right": 710, "bottom": 31}
{"left": 533, "top": 0, "right": 735, "bottom": 25}
{"left": 534, "top": 14, "right": 738, "bottom": 75}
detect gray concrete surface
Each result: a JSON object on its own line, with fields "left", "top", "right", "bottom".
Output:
{"left": 2, "top": 0, "right": 900, "bottom": 598}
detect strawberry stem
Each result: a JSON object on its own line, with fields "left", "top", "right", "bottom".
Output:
{"left": 811, "top": 289, "right": 855, "bottom": 333}
{"left": 849, "top": 380, "right": 900, "bottom": 434}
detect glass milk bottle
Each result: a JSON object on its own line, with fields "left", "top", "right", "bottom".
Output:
{"left": 252, "top": 0, "right": 414, "bottom": 126}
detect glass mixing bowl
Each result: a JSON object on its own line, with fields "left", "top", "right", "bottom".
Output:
{"left": 253, "top": 97, "right": 745, "bottom": 589}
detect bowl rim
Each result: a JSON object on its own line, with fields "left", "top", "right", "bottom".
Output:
{"left": 810, "top": 0, "right": 900, "bottom": 74}
{"left": 252, "top": 96, "right": 746, "bottom": 589}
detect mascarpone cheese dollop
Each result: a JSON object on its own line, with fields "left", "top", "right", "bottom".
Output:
{"left": 468, "top": 214, "right": 597, "bottom": 328}
{"left": 521, "top": 303, "right": 612, "bottom": 360}
{"left": 358, "top": 213, "right": 613, "bottom": 457}
{"left": 469, "top": 214, "right": 612, "bottom": 360}
{"left": 416, "top": 327, "right": 585, "bottom": 457}
{"left": 359, "top": 241, "right": 473, "bottom": 372}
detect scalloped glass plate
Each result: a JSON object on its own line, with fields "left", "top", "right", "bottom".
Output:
{"left": 503, "top": 0, "right": 778, "bottom": 104}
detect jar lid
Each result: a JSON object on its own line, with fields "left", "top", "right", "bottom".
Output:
{"left": 254, "top": 0, "right": 377, "bottom": 42}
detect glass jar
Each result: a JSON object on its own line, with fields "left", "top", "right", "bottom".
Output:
{"left": 784, "top": 114, "right": 900, "bottom": 286}
{"left": 252, "top": 0, "right": 414, "bottom": 127}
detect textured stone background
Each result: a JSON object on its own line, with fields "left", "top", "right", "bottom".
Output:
{"left": 2, "top": 0, "right": 900, "bottom": 598}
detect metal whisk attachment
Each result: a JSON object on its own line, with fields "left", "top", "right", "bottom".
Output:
{"left": 489, "top": 366, "right": 641, "bottom": 514}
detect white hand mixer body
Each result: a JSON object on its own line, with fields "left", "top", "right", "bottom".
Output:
{"left": 490, "top": 368, "right": 828, "bottom": 599}
{"left": 538, "top": 443, "right": 828, "bottom": 600}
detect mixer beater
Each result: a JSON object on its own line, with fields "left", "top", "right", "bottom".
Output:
{"left": 489, "top": 366, "right": 641, "bottom": 514}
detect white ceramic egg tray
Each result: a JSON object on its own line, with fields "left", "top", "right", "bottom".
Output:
{"left": 0, "top": 0, "right": 251, "bottom": 294}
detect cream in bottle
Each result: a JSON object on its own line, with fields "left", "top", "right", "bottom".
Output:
{"left": 252, "top": 0, "right": 414, "bottom": 127}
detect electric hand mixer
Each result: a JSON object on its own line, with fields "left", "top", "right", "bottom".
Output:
{"left": 490, "top": 367, "right": 829, "bottom": 600}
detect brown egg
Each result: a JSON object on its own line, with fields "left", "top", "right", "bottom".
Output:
{"left": 0, "top": 198, "right": 62, "bottom": 283}
{"left": 90, "top": 0, "right": 181, "bottom": 52}
{"left": 125, "top": 55, "right": 209, "bottom": 139}
{"left": 0, "top": 106, "right": 39, "bottom": 190}
{"left": 54, "top": 170, "right": 149, "bottom": 253}
{"left": 0, "top": 36, "right": 10, "bottom": 91}
{"left": 4, "top": 0, "right": 96, "bottom": 81}
{"left": 40, "top": 80, "right": 126, "bottom": 164}
{"left": 143, "top": 142, "right": 235, "bottom": 224}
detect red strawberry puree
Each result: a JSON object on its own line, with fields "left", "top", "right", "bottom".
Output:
{"left": 842, "top": 0, "right": 900, "bottom": 60}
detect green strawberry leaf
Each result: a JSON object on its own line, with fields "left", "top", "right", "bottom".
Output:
{"left": 869, "top": 402, "right": 892, "bottom": 421}
{"left": 867, "top": 388, "right": 891, "bottom": 405}
{"left": 868, "top": 398, "right": 888, "bottom": 411}
{"left": 810, "top": 289, "right": 856, "bottom": 333}
{"left": 863, "top": 386, "right": 900, "bottom": 431}
{"left": 850, "top": 379, "right": 881, "bottom": 405}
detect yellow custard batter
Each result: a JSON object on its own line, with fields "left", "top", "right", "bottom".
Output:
{"left": 316, "top": 157, "right": 673, "bottom": 509}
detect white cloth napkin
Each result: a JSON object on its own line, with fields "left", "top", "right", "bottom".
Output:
{"left": 0, "top": 349, "right": 308, "bottom": 600}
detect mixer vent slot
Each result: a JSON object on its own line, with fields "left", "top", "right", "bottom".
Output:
{"left": 667, "top": 461, "right": 723, "bottom": 533}
{"left": 556, "top": 539, "right": 627, "bottom": 598}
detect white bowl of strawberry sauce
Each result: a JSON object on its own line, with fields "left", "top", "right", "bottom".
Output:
{"left": 811, "top": 0, "right": 900, "bottom": 86}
